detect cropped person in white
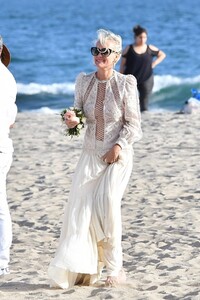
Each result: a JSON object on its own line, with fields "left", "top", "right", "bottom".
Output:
{"left": 0, "top": 35, "right": 17, "bottom": 276}
{"left": 48, "top": 29, "right": 142, "bottom": 289}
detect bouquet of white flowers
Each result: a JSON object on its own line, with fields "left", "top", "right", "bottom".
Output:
{"left": 61, "top": 107, "right": 85, "bottom": 137}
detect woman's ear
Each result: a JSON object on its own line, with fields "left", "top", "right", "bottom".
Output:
{"left": 113, "top": 54, "right": 121, "bottom": 65}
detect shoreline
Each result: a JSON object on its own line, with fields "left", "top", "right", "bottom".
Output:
{"left": 16, "top": 107, "right": 183, "bottom": 115}
{"left": 0, "top": 112, "right": 199, "bottom": 299}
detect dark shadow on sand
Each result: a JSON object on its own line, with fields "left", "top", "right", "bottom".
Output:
{"left": 0, "top": 282, "right": 50, "bottom": 292}
{"left": 0, "top": 282, "right": 76, "bottom": 294}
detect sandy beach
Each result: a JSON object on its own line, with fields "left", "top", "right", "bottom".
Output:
{"left": 0, "top": 111, "right": 199, "bottom": 300}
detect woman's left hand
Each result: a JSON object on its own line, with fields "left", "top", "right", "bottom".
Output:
{"left": 102, "top": 144, "right": 121, "bottom": 164}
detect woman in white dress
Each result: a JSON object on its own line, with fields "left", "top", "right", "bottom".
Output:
{"left": 48, "top": 29, "right": 142, "bottom": 289}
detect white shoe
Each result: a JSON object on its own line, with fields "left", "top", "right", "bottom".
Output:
{"left": 0, "top": 267, "right": 10, "bottom": 276}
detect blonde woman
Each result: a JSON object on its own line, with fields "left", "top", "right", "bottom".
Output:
{"left": 48, "top": 28, "right": 142, "bottom": 288}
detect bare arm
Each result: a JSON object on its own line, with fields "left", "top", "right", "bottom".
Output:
{"left": 149, "top": 44, "right": 166, "bottom": 69}
{"left": 119, "top": 45, "right": 130, "bottom": 73}
{"left": 119, "top": 56, "right": 127, "bottom": 73}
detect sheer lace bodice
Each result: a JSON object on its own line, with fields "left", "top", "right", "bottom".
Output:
{"left": 95, "top": 81, "right": 106, "bottom": 141}
{"left": 74, "top": 70, "right": 142, "bottom": 150}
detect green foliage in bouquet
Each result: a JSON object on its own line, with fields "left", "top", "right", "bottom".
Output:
{"left": 61, "top": 107, "right": 85, "bottom": 137}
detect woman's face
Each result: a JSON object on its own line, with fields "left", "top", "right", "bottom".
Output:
{"left": 93, "top": 40, "right": 118, "bottom": 70}
{"left": 135, "top": 32, "right": 147, "bottom": 46}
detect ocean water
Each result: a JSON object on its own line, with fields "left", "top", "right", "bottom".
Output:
{"left": 1, "top": 0, "right": 200, "bottom": 113}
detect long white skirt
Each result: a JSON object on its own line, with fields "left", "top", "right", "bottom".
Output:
{"left": 48, "top": 142, "right": 133, "bottom": 289}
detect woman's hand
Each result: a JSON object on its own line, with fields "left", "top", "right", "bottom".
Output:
{"left": 65, "top": 119, "right": 79, "bottom": 128}
{"left": 9, "top": 123, "right": 15, "bottom": 129}
{"left": 102, "top": 144, "right": 121, "bottom": 164}
{"left": 64, "top": 111, "right": 80, "bottom": 128}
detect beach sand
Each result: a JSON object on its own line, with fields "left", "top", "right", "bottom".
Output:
{"left": 0, "top": 112, "right": 199, "bottom": 300}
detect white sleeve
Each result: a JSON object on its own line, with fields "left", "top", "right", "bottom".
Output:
{"left": 74, "top": 72, "right": 86, "bottom": 109}
{"left": 0, "top": 102, "right": 17, "bottom": 135}
{"left": 0, "top": 67, "right": 17, "bottom": 132}
{"left": 116, "top": 75, "right": 142, "bottom": 148}
{"left": 7, "top": 103, "right": 18, "bottom": 126}
{"left": 0, "top": 105, "right": 9, "bottom": 133}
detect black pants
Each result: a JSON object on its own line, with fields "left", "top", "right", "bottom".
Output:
{"left": 137, "top": 74, "right": 154, "bottom": 112}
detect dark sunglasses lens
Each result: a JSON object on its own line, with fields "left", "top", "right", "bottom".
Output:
{"left": 91, "top": 47, "right": 99, "bottom": 56}
{"left": 101, "top": 48, "right": 111, "bottom": 56}
{"left": 91, "top": 47, "right": 112, "bottom": 57}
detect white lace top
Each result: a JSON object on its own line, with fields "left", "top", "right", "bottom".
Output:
{"left": 74, "top": 70, "right": 142, "bottom": 150}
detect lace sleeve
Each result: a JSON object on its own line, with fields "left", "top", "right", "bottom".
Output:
{"left": 116, "top": 75, "right": 142, "bottom": 148}
{"left": 74, "top": 72, "right": 86, "bottom": 109}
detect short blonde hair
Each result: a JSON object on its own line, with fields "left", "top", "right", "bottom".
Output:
{"left": 96, "top": 29, "right": 122, "bottom": 53}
